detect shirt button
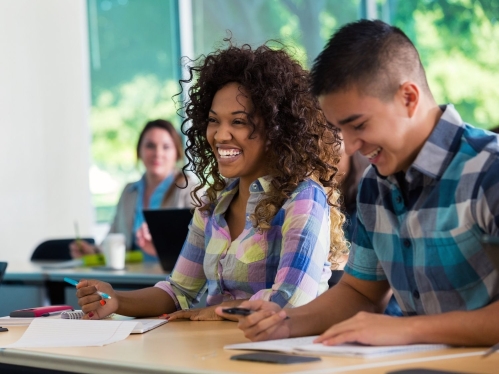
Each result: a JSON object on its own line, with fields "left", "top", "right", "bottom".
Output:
{"left": 403, "top": 239, "right": 411, "bottom": 248}
{"left": 413, "top": 290, "right": 420, "bottom": 299}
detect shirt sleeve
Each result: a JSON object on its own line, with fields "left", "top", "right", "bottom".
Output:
{"left": 475, "top": 155, "right": 499, "bottom": 235}
{"left": 343, "top": 213, "right": 387, "bottom": 281}
{"left": 249, "top": 183, "right": 332, "bottom": 308}
{"left": 154, "top": 207, "right": 208, "bottom": 310}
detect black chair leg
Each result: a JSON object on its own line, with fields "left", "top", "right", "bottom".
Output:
{"left": 46, "top": 281, "right": 66, "bottom": 305}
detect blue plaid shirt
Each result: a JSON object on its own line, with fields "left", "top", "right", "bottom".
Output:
{"left": 345, "top": 105, "right": 499, "bottom": 316}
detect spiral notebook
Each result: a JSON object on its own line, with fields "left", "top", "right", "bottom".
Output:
{"left": 0, "top": 310, "right": 167, "bottom": 334}
{"left": 60, "top": 310, "right": 167, "bottom": 333}
{"left": 225, "top": 336, "right": 449, "bottom": 358}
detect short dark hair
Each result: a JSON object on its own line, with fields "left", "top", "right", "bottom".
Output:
{"left": 311, "top": 19, "right": 430, "bottom": 100}
{"left": 136, "top": 119, "right": 183, "bottom": 161}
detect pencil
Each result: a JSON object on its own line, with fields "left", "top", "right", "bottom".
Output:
{"left": 482, "top": 342, "right": 499, "bottom": 358}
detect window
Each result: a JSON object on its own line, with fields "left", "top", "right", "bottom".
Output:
{"left": 87, "top": 0, "right": 181, "bottom": 223}
{"left": 373, "top": 0, "right": 499, "bottom": 130}
{"left": 86, "top": 0, "right": 499, "bottom": 228}
{"left": 191, "top": 0, "right": 360, "bottom": 69}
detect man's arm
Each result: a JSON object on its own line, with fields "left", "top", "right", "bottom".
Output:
{"left": 316, "top": 299, "right": 499, "bottom": 347}
{"left": 217, "top": 273, "right": 391, "bottom": 341}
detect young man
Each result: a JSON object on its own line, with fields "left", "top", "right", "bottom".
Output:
{"left": 216, "top": 19, "right": 499, "bottom": 346}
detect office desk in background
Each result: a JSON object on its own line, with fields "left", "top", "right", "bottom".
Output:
{"left": 0, "top": 320, "right": 498, "bottom": 374}
{"left": 0, "top": 262, "right": 167, "bottom": 316}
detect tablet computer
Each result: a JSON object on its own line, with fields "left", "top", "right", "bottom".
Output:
{"left": 143, "top": 208, "right": 193, "bottom": 272}
{"left": 481, "top": 235, "right": 499, "bottom": 270}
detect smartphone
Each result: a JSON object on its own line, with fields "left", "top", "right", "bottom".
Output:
{"left": 9, "top": 305, "right": 74, "bottom": 317}
{"left": 222, "top": 307, "right": 253, "bottom": 316}
{"left": 231, "top": 352, "right": 321, "bottom": 364}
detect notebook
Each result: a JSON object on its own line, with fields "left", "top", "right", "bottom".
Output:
{"left": 143, "top": 208, "right": 193, "bottom": 272}
{"left": 225, "top": 336, "right": 449, "bottom": 358}
{"left": 0, "top": 310, "right": 167, "bottom": 334}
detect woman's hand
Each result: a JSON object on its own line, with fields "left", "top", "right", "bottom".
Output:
{"left": 69, "top": 240, "right": 98, "bottom": 259}
{"left": 167, "top": 305, "right": 224, "bottom": 321}
{"left": 168, "top": 300, "right": 249, "bottom": 322}
{"left": 75, "top": 279, "right": 118, "bottom": 320}
{"left": 135, "top": 223, "right": 157, "bottom": 257}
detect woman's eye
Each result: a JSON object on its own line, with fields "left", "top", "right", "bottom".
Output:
{"left": 233, "top": 119, "right": 246, "bottom": 125}
{"left": 354, "top": 122, "right": 366, "bottom": 131}
{"left": 207, "top": 117, "right": 217, "bottom": 124}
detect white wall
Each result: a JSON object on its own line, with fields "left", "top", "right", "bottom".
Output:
{"left": 0, "top": 0, "right": 93, "bottom": 261}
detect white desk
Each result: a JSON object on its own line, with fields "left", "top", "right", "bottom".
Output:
{"left": 0, "top": 320, "right": 498, "bottom": 374}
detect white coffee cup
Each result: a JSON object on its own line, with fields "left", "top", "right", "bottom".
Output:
{"left": 102, "top": 233, "right": 126, "bottom": 269}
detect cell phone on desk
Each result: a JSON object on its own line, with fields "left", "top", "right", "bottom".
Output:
{"left": 9, "top": 305, "right": 74, "bottom": 317}
{"left": 231, "top": 352, "right": 321, "bottom": 364}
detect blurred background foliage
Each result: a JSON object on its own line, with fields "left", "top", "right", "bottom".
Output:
{"left": 88, "top": 0, "right": 499, "bottom": 222}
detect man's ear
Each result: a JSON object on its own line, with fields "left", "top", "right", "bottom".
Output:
{"left": 398, "top": 81, "right": 419, "bottom": 118}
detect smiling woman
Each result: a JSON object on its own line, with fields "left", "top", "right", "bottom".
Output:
{"left": 75, "top": 41, "right": 348, "bottom": 322}
{"left": 69, "top": 119, "right": 195, "bottom": 261}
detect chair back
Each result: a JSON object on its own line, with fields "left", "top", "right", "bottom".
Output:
{"left": 0, "top": 262, "right": 7, "bottom": 284}
{"left": 30, "top": 238, "right": 95, "bottom": 261}
{"left": 328, "top": 270, "right": 344, "bottom": 288}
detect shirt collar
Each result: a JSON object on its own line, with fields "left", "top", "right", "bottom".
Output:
{"left": 129, "top": 175, "right": 146, "bottom": 191}
{"left": 221, "top": 176, "right": 273, "bottom": 196}
{"left": 213, "top": 176, "right": 272, "bottom": 216}
{"left": 373, "top": 104, "right": 465, "bottom": 184}
{"left": 407, "top": 104, "right": 465, "bottom": 182}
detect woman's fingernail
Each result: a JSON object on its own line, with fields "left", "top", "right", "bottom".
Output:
{"left": 89, "top": 312, "right": 94, "bottom": 318}
{"left": 100, "top": 300, "right": 106, "bottom": 306}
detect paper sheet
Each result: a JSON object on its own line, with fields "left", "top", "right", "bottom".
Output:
{"left": 1, "top": 318, "right": 138, "bottom": 348}
{"left": 225, "top": 336, "right": 449, "bottom": 358}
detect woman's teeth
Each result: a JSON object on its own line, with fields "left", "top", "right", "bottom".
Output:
{"left": 218, "top": 148, "right": 242, "bottom": 158}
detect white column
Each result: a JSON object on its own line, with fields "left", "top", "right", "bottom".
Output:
{"left": 0, "top": 0, "right": 93, "bottom": 261}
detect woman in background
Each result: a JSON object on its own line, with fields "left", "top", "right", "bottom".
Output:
{"left": 70, "top": 119, "right": 193, "bottom": 261}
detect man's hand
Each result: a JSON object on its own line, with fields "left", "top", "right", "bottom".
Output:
{"left": 216, "top": 300, "right": 291, "bottom": 341}
{"left": 314, "top": 312, "right": 415, "bottom": 346}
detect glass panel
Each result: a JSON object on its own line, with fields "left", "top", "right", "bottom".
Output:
{"left": 191, "top": 0, "right": 361, "bottom": 69}
{"left": 383, "top": 0, "right": 499, "bottom": 130}
{"left": 87, "top": 0, "right": 181, "bottom": 223}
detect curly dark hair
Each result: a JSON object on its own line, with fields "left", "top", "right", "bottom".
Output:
{"left": 179, "top": 40, "right": 348, "bottom": 262}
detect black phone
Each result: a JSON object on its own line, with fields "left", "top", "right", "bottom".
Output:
{"left": 222, "top": 307, "right": 253, "bottom": 316}
{"left": 230, "top": 352, "right": 321, "bottom": 364}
